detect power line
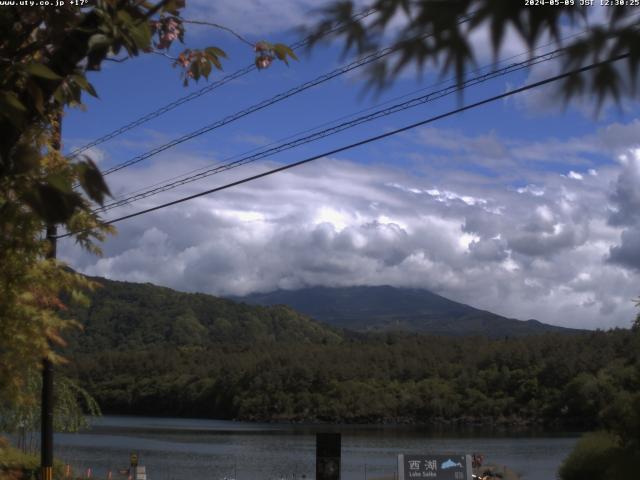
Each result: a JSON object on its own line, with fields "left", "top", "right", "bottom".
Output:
{"left": 103, "top": 23, "right": 602, "bottom": 206}
{"left": 94, "top": 47, "right": 566, "bottom": 214}
{"left": 93, "top": 13, "right": 478, "bottom": 178}
{"left": 57, "top": 53, "right": 630, "bottom": 240}
{"left": 66, "top": 7, "right": 379, "bottom": 159}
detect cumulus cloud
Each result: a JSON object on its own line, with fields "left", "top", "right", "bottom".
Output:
{"left": 57, "top": 129, "right": 640, "bottom": 330}
{"left": 608, "top": 149, "right": 640, "bottom": 227}
{"left": 609, "top": 227, "right": 640, "bottom": 272}
{"left": 606, "top": 149, "right": 640, "bottom": 273}
{"left": 185, "top": 0, "right": 367, "bottom": 37}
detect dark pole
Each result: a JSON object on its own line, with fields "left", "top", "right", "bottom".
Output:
{"left": 316, "top": 433, "right": 341, "bottom": 480}
{"left": 41, "top": 223, "right": 56, "bottom": 480}
{"left": 42, "top": 113, "right": 61, "bottom": 480}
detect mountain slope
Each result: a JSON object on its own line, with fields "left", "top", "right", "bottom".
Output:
{"left": 66, "top": 277, "right": 341, "bottom": 353}
{"left": 234, "top": 285, "right": 577, "bottom": 337}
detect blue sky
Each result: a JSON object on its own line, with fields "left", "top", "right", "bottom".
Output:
{"left": 59, "top": 1, "right": 640, "bottom": 330}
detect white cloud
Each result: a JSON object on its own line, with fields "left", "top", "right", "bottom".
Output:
{"left": 517, "top": 184, "right": 545, "bottom": 196}
{"left": 58, "top": 135, "right": 640, "bottom": 331}
{"left": 185, "top": 0, "right": 369, "bottom": 37}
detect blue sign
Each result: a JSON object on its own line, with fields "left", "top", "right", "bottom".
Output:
{"left": 398, "top": 454, "right": 472, "bottom": 480}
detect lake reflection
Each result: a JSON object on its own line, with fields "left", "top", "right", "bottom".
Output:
{"left": 53, "top": 416, "right": 578, "bottom": 480}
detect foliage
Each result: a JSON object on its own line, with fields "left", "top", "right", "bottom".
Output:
{"left": 0, "top": 115, "right": 110, "bottom": 405}
{"left": 0, "top": 438, "right": 66, "bottom": 480}
{"left": 1, "top": 0, "right": 251, "bottom": 227}
{"left": 0, "top": 0, "right": 294, "bottom": 413}
{"left": 308, "top": 0, "right": 640, "bottom": 108}
{"left": 558, "top": 430, "right": 640, "bottom": 480}
{"left": 0, "top": 0, "right": 189, "bottom": 415}
{"left": 558, "top": 312, "right": 640, "bottom": 480}
{"left": 67, "top": 328, "right": 639, "bottom": 424}
{"left": 0, "top": 201, "right": 107, "bottom": 408}
{"left": 64, "top": 276, "right": 342, "bottom": 351}
{"left": 558, "top": 431, "right": 622, "bottom": 480}
{"left": 0, "top": 371, "right": 100, "bottom": 456}
{"left": 59, "top": 279, "right": 639, "bottom": 425}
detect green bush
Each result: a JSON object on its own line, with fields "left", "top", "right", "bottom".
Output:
{"left": 558, "top": 431, "right": 623, "bottom": 480}
{"left": 0, "top": 439, "right": 66, "bottom": 480}
{"left": 0, "top": 441, "right": 39, "bottom": 480}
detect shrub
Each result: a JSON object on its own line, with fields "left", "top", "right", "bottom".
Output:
{"left": 558, "top": 431, "right": 622, "bottom": 480}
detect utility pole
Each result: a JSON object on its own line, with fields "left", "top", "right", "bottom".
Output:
{"left": 41, "top": 112, "right": 61, "bottom": 480}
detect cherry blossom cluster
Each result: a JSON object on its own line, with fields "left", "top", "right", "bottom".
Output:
{"left": 254, "top": 41, "right": 275, "bottom": 69}
{"left": 151, "top": 16, "right": 184, "bottom": 50}
{"left": 176, "top": 50, "right": 194, "bottom": 69}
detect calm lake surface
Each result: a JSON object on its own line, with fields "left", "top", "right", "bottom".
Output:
{"left": 52, "top": 416, "right": 579, "bottom": 480}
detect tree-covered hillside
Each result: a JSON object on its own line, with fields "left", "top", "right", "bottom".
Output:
{"left": 66, "top": 329, "right": 639, "bottom": 425}
{"left": 62, "top": 277, "right": 638, "bottom": 428}
{"left": 65, "top": 277, "right": 341, "bottom": 353}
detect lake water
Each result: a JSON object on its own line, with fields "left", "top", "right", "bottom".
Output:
{"left": 51, "top": 416, "right": 579, "bottom": 480}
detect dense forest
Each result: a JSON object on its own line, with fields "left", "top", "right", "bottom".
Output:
{"left": 62, "top": 278, "right": 640, "bottom": 427}
{"left": 64, "top": 278, "right": 342, "bottom": 352}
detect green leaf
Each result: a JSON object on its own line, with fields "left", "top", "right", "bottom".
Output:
{"left": 0, "top": 91, "right": 27, "bottom": 126}
{"left": 205, "top": 46, "right": 227, "bottom": 59}
{"left": 10, "top": 143, "right": 41, "bottom": 174}
{"left": 208, "top": 54, "right": 222, "bottom": 70}
{"left": 190, "top": 61, "right": 200, "bottom": 81}
{"left": 0, "top": 91, "right": 27, "bottom": 112}
{"left": 273, "top": 44, "right": 288, "bottom": 62}
{"left": 47, "top": 173, "right": 73, "bottom": 194}
{"left": 116, "top": 10, "right": 133, "bottom": 25}
{"left": 76, "top": 158, "right": 111, "bottom": 205}
{"left": 88, "top": 33, "right": 111, "bottom": 52}
{"left": 163, "top": 0, "right": 186, "bottom": 15}
{"left": 274, "top": 43, "right": 298, "bottom": 61}
{"left": 24, "top": 62, "right": 62, "bottom": 80}
{"left": 23, "top": 184, "right": 82, "bottom": 224}
{"left": 201, "top": 60, "right": 212, "bottom": 79}
{"left": 72, "top": 74, "right": 99, "bottom": 98}
{"left": 26, "top": 81, "right": 45, "bottom": 114}
{"left": 129, "top": 23, "right": 152, "bottom": 50}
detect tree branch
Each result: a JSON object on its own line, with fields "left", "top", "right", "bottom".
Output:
{"left": 181, "top": 19, "right": 255, "bottom": 47}
{"left": 150, "top": 49, "right": 177, "bottom": 60}
{"left": 103, "top": 56, "right": 130, "bottom": 63}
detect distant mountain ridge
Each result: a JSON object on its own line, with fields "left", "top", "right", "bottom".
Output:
{"left": 233, "top": 285, "right": 579, "bottom": 337}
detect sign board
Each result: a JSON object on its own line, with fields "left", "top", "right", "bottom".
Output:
{"left": 129, "top": 452, "right": 138, "bottom": 467}
{"left": 398, "top": 454, "right": 472, "bottom": 480}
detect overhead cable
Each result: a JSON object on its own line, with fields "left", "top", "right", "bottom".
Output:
{"left": 56, "top": 53, "right": 629, "bottom": 239}
{"left": 94, "top": 47, "right": 566, "bottom": 213}
{"left": 67, "top": 6, "right": 379, "bottom": 159}
{"left": 92, "top": 12, "right": 478, "bottom": 178}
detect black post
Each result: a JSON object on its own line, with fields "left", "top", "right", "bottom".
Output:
{"left": 42, "top": 113, "right": 61, "bottom": 480}
{"left": 41, "top": 224, "right": 56, "bottom": 480}
{"left": 316, "top": 433, "right": 341, "bottom": 480}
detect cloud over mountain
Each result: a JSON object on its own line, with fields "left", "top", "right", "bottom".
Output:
{"left": 59, "top": 123, "right": 640, "bottom": 331}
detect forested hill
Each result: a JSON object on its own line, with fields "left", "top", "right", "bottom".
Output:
{"left": 62, "top": 276, "right": 638, "bottom": 426}
{"left": 233, "top": 285, "right": 578, "bottom": 337}
{"left": 65, "top": 277, "right": 341, "bottom": 353}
